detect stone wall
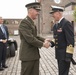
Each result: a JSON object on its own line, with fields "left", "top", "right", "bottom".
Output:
{"left": 6, "top": 24, "right": 19, "bottom": 35}
{"left": 4, "top": 19, "right": 22, "bottom": 35}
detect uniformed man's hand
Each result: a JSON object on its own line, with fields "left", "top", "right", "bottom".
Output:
{"left": 43, "top": 41, "right": 51, "bottom": 48}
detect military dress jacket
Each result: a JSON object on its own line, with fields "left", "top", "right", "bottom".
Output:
{"left": 51, "top": 18, "right": 74, "bottom": 60}
{"left": 19, "top": 16, "right": 45, "bottom": 61}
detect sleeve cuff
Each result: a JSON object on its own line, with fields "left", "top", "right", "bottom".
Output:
{"left": 50, "top": 39, "right": 55, "bottom": 47}
{"left": 0, "top": 39, "right": 3, "bottom": 42}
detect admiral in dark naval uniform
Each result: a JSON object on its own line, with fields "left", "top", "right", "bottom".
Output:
{"left": 50, "top": 5, "right": 76, "bottom": 75}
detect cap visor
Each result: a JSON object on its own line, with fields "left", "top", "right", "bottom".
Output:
{"left": 49, "top": 11, "right": 54, "bottom": 14}
{"left": 36, "top": 8, "right": 41, "bottom": 11}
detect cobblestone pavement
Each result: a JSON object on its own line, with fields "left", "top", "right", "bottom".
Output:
{"left": 0, "top": 35, "right": 76, "bottom": 75}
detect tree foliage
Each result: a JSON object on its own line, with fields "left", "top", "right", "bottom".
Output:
{"left": 3, "top": 20, "right": 9, "bottom": 24}
{"left": 73, "top": 6, "right": 76, "bottom": 22}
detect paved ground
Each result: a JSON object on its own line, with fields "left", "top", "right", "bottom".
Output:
{"left": 0, "top": 35, "right": 76, "bottom": 75}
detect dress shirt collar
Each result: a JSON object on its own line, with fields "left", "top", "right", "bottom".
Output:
{"left": 0, "top": 24, "right": 2, "bottom": 27}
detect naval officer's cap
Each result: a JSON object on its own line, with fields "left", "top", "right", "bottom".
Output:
{"left": 25, "top": 2, "right": 41, "bottom": 11}
{"left": 50, "top": 5, "right": 64, "bottom": 14}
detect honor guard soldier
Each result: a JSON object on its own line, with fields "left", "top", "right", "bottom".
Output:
{"left": 50, "top": 5, "right": 76, "bottom": 75}
{"left": 19, "top": 2, "right": 50, "bottom": 75}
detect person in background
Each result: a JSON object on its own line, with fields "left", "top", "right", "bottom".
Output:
{"left": 0, "top": 17, "right": 9, "bottom": 71}
{"left": 50, "top": 6, "right": 75, "bottom": 75}
{"left": 19, "top": 2, "right": 50, "bottom": 75}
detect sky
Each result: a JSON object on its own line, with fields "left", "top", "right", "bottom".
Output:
{"left": 0, "top": 0, "right": 36, "bottom": 19}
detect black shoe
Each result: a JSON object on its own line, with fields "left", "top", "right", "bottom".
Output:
{"left": 2, "top": 65, "right": 8, "bottom": 68}
{"left": 0, "top": 67, "right": 4, "bottom": 71}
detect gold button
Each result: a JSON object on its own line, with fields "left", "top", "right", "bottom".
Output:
{"left": 56, "top": 35, "right": 58, "bottom": 37}
{"left": 56, "top": 46, "right": 58, "bottom": 48}
{"left": 55, "top": 39, "right": 58, "bottom": 41}
{"left": 56, "top": 42, "right": 58, "bottom": 44}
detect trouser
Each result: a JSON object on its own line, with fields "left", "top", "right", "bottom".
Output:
{"left": 21, "top": 59, "right": 39, "bottom": 75}
{"left": 0, "top": 43, "right": 7, "bottom": 67}
{"left": 57, "top": 60, "right": 70, "bottom": 75}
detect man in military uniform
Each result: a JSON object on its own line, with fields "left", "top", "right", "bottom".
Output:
{"left": 50, "top": 6, "right": 75, "bottom": 75}
{"left": 19, "top": 2, "right": 50, "bottom": 75}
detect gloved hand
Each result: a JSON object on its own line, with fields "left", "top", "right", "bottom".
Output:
{"left": 65, "top": 53, "right": 72, "bottom": 63}
{"left": 50, "top": 41, "right": 55, "bottom": 47}
{"left": 71, "top": 58, "right": 76, "bottom": 65}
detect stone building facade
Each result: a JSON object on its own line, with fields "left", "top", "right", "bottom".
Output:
{"left": 4, "top": 19, "right": 22, "bottom": 35}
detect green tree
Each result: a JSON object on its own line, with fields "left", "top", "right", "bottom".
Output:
{"left": 73, "top": 6, "right": 76, "bottom": 22}
{"left": 3, "top": 20, "right": 9, "bottom": 24}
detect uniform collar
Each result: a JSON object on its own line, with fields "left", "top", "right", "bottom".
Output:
{"left": 58, "top": 17, "right": 64, "bottom": 23}
{"left": 26, "top": 16, "right": 34, "bottom": 24}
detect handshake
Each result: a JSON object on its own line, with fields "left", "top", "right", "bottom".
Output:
{"left": 43, "top": 39, "right": 51, "bottom": 48}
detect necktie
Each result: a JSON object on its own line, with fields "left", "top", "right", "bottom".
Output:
{"left": 56, "top": 23, "right": 59, "bottom": 28}
{"left": 1, "top": 26, "right": 7, "bottom": 39}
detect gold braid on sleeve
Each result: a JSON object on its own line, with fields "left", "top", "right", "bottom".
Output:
{"left": 51, "top": 39, "right": 55, "bottom": 43}
{"left": 66, "top": 44, "right": 74, "bottom": 54}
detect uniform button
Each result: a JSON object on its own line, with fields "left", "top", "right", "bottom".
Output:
{"left": 55, "top": 39, "right": 58, "bottom": 41}
{"left": 56, "top": 46, "right": 58, "bottom": 48}
{"left": 55, "top": 35, "right": 58, "bottom": 37}
{"left": 56, "top": 35, "right": 58, "bottom": 37}
{"left": 56, "top": 42, "right": 58, "bottom": 44}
